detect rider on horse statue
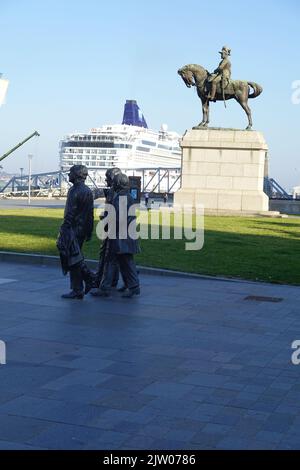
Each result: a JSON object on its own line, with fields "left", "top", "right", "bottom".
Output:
{"left": 207, "top": 46, "right": 231, "bottom": 101}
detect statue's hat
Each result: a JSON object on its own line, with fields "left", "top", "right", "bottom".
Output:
{"left": 219, "top": 46, "right": 231, "bottom": 56}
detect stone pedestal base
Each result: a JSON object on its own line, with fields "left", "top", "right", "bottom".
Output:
{"left": 174, "top": 128, "right": 269, "bottom": 214}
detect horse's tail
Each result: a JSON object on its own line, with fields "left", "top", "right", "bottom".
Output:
{"left": 248, "top": 82, "right": 263, "bottom": 98}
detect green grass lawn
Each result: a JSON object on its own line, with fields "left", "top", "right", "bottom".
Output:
{"left": 0, "top": 208, "right": 300, "bottom": 285}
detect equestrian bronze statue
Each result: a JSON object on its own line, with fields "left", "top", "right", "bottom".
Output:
{"left": 178, "top": 46, "right": 262, "bottom": 130}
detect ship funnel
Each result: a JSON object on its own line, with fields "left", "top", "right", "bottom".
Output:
{"left": 122, "top": 100, "right": 148, "bottom": 128}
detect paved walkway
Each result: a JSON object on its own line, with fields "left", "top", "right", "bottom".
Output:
{"left": 0, "top": 261, "right": 300, "bottom": 450}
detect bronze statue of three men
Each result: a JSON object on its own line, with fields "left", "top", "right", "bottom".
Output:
{"left": 57, "top": 165, "right": 140, "bottom": 300}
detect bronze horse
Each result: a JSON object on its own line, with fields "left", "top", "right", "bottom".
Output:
{"left": 178, "top": 64, "right": 262, "bottom": 130}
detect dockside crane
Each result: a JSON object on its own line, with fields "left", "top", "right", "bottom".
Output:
{"left": 0, "top": 131, "right": 40, "bottom": 164}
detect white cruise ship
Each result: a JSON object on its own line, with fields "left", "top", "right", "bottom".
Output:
{"left": 59, "top": 100, "right": 182, "bottom": 191}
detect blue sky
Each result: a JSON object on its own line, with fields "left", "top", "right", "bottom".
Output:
{"left": 0, "top": 0, "right": 299, "bottom": 190}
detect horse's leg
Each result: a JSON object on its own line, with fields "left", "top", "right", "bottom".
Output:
{"left": 197, "top": 97, "right": 206, "bottom": 126}
{"left": 205, "top": 100, "right": 210, "bottom": 126}
{"left": 244, "top": 101, "right": 252, "bottom": 130}
{"left": 236, "top": 90, "right": 253, "bottom": 130}
{"left": 198, "top": 98, "right": 209, "bottom": 127}
{"left": 196, "top": 95, "right": 205, "bottom": 128}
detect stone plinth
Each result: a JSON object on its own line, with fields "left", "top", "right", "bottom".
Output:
{"left": 174, "top": 128, "right": 269, "bottom": 214}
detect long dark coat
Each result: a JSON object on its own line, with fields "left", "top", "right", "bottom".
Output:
{"left": 109, "top": 189, "right": 140, "bottom": 255}
{"left": 57, "top": 181, "right": 94, "bottom": 273}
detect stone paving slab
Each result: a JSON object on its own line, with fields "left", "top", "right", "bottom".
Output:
{"left": 0, "top": 261, "right": 300, "bottom": 449}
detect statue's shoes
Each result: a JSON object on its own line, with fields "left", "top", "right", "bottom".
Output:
{"left": 117, "top": 285, "right": 127, "bottom": 292}
{"left": 89, "top": 287, "right": 100, "bottom": 295}
{"left": 61, "top": 290, "right": 84, "bottom": 300}
{"left": 122, "top": 287, "right": 140, "bottom": 298}
{"left": 90, "top": 288, "right": 112, "bottom": 298}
